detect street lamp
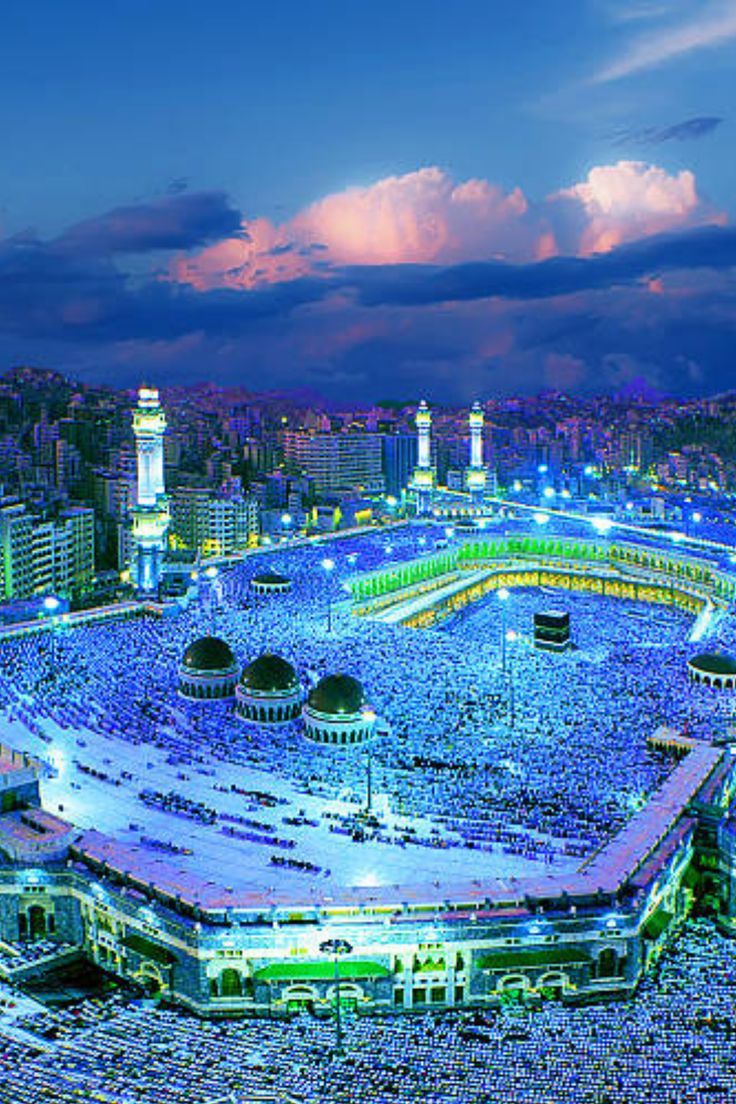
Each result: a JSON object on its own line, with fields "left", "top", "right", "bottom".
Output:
{"left": 498, "top": 587, "right": 510, "bottom": 673}
{"left": 43, "top": 596, "right": 61, "bottom": 679}
{"left": 362, "top": 711, "right": 376, "bottom": 812}
{"left": 203, "top": 565, "right": 219, "bottom": 629}
{"left": 322, "top": 557, "right": 335, "bottom": 632}
{"left": 281, "top": 513, "right": 292, "bottom": 541}
{"left": 506, "top": 629, "right": 517, "bottom": 728}
{"left": 320, "top": 937, "right": 353, "bottom": 1055}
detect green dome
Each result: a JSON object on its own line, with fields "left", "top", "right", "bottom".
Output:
{"left": 689, "top": 652, "right": 736, "bottom": 676}
{"left": 241, "top": 654, "right": 298, "bottom": 693}
{"left": 181, "top": 636, "right": 237, "bottom": 673}
{"left": 308, "top": 673, "right": 364, "bottom": 716}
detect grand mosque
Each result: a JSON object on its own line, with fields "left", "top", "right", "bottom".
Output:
{"left": 0, "top": 388, "right": 734, "bottom": 1019}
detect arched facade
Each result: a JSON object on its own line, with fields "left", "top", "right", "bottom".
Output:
{"left": 235, "top": 654, "right": 302, "bottom": 724}
{"left": 178, "top": 636, "right": 239, "bottom": 700}
{"left": 251, "top": 572, "right": 292, "bottom": 597}
{"left": 302, "top": 674, "right": 376, "bottom": 745}
{"left": 688, "top": 653, "right": 736, "bottom": 690}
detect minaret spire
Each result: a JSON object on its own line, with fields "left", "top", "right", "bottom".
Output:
{"left": 131, "top": 386, "right": 170, "bottom": 595}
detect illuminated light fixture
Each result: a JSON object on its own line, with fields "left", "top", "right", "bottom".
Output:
{"left": 204, "top": 565, "right": 219, "bottom": 579}
{"left": 533, "top": 512, "right": 550, "bottom": 525}
{"left": 498, "top": 587, "right": 510, "bottom": 602}
{"left": 543, "top": 486, "right": 555, "bottom": 499}
{"left": 43, "top": 596, "right": 60, "bottom": 612}
{"left": 591, "top": 517, "right": 614, "bottom": 535}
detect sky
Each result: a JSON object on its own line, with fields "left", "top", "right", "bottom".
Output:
{"left": 1, "top": 0, "right": 735, "bottom": 402}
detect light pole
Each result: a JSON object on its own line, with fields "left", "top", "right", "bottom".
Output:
{"left": 498, "top": 587, "right": 510, "bottom": 673}
{"left": 506, "top": 629, "right": 517, "bottom": 728}
{"left": 362, "top": 714, "right": 376, "bottom": 812}
{"left": 43, "top": 596, "right": 60, "bottom": 680}
{"left": 320, "top": 937, "right": 353, "bottom": 1055}
{"left": 204, "top": 565, "right": 219, "bottom": 630}
{"left": 322, "top": 558, "right": 335, "bottom": 632}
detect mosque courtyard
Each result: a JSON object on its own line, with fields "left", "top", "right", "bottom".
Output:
{"left": 0, "top": 523, "right": 725, "bottom": 904}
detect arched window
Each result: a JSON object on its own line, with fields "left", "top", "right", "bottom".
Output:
{"left": 28, "top": 905, "right": 47, "bottom": 940}
{"left": 597, "top": 947, "right": 617, "bottom": 978}
{"left": 219, "top": 968, "right": 243, "bottom": 998}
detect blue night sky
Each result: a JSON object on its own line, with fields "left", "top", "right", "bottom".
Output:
{"left": 1, "top": 0, "right": 735, "bottom": 401}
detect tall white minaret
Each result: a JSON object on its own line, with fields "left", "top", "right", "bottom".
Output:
{"left": 132, "top": 386, "right": 170, "bottom": 595}
{"left": 410, "top": 400, "right": 435, "bottom": 513}
{"left": 466, "top": 402, "right": 487, "bottom": 503}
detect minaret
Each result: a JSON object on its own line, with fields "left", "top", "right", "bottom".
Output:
{"left": 410, "top": 400, "right": 435, "bottom": 513}
{"left": 466, "top": 402, "right": 487, "bottom": 503}
{"left": 132, "top": 386, "right": 170, "bottom": 595}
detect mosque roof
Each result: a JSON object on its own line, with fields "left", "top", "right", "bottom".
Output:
{"left": 688, "top": 652, "right": 736, "bottom": 676}
{"left": 240, "top": 654, "right": 298, "bottom": 693}
{"left": 308, "top": 673, "right": 364, "bottom": 716}
{"left": 181, "top": 636, "right": 237, "bottom": 673}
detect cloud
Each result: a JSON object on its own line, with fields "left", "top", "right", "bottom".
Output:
{"left": 553, "top": 161, "right": 721, "bottom": 254}
{"left": 55, "top": 191, "right": 243, "bottom": 257}
{"left": 0, "top": 164, "right": 732, "bottom": 402}
{"left": 611, "top": 115, "right": 724, "bottom": 145}
{"left": 173, "top": 168, "right": 541, "bottom": 289}
{"left": 346, "top": 223, "right": 736, "bottom": 308}
{"left": 175, "top": 161, "right": 720, "bottom": 291}
{"left": 593, "top": 1, "right": 736, "bottom": 82}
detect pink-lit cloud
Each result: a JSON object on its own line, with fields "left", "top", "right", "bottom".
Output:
{"left": 173, "top": 161, "right": 724, "bottom": 294}
{"left": 172, "top": 168, "right": 542, "bottom": 290}
{"left": 554, "top": 160, "right": 723, "bottom": 254}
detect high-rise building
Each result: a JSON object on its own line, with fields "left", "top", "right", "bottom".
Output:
{"left": 0, "top": 502, "right": 33, "bottom": 600}
{"left": 284, "top": 432, "right": 384, "bottom": 495}
{"left": 381, "top": 434, "right": 417, "bottom": 497}
{"left": 131, "top": 387, "right": 170, "bottom": 595}
{"left": 0, "top": 500, "right": 94, "bottom": 602}
{"left": 170, "top": 486, "right": 259, "bottom": 558}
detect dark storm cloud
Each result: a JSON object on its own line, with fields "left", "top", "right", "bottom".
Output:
{"left": 0, "top": 233, "right": 330, "bottom": 342}
{"left": 346, "top": 224, "right": 736, "bottom": 308}
{"left": 54, "top": 191, "right": 244, "bottom": 257}
{"left": 1, "top": 216, "right": 736, "bottom": 359}
{"left": 611, "top": 116, "right": 723, "bottom": 146}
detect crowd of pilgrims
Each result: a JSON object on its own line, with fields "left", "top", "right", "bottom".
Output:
{"left": 0, "top": 523, "right": 731, "bottom": 871}
{"left": 0, "top": 919, "right": 734, "bottom": 1103}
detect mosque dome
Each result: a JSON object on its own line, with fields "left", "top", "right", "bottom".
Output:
{"left": 240, "top": 654, "right": 298, "bottom": 693}
{"left": 251, "top": 571, "right": 292, "bottom": 595}
{"left": 308, "top": 674, "right": 365, "bottom": 716}
{"left": 181, "top": 636, "right": 237, "bottom": 673}
{"left": 688, "top": 652, "right": 736, "bottom": 676}
{"left": 252, "top": 572, "right": 290, "bottom": 586}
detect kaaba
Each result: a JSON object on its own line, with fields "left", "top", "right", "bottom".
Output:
{"left": 534, "top": 609, "right": 570, "bottom": 651}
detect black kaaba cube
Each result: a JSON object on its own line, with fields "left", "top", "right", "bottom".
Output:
{"left": 534, "top": 609, "right": 570, "bottom": 652}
